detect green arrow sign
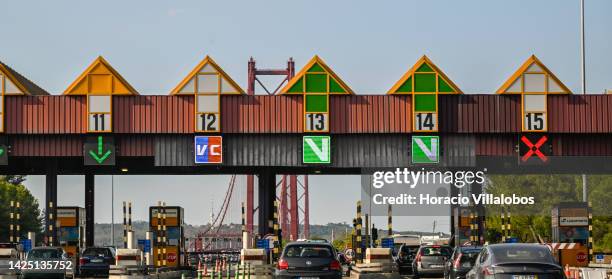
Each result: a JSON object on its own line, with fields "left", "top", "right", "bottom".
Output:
{"left": 88, "top": 136, "right": 112, "bottom": 164}
{"left": 0, "top": 148, "right": 4, "bottom": 156}
{"left": 412, "top": 135, "right": 439, "bottom": 164}
{"left": 303, "top": 136, "right": 331, "bottom": 164}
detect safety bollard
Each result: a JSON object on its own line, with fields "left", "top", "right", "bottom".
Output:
{"left": 226, "top": 262, "right": 230, "bottom": 279}
{"left": 210, "top": 268, "right": 215, "bottom": 279}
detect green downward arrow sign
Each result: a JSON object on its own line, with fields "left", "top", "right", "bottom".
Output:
{"left": 88, "top": 136, "right": 112, "bottom": 164}
{"left": 0, "top": 148, "right": 4, "bottom": 156}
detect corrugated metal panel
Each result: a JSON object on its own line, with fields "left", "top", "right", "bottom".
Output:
{"left": 114, "top": 95, "right": 194, "bottom": 134}
{"left": 330, "top": 95, "right": 411, "bottom": 133}
{"left": 117, "top": 135, "right": 154, "bottom": 157}
{"left": 548, "top": 95, "right": 612, "bottom": 133}
{"left": 154, "top": 135, "right": 194, "bottom": 166}
{"left": 442, "top": 135, "right": 475, "bottom": 167}
{"left": 475, "top": 134, "right": 515, "bottom": 156}
{"left": 222, "top": 95, "right": 303, "bottom": 133}
{"left": 10, "top": 135, "right": 82, "bottom": 156}
{"left": 439, "top": 95, "right": 520, "bottom": 133}
{"left": 332, "top": 134, "right": 410, "bottom": 167}
{"left": 557, "top": 134, "right": 612, "bottom": 156}
{"left": 5, "top": 96, "right": 86, "bottom": 134}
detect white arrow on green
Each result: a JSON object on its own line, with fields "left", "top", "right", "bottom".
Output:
{"left": 303, "top": 136, "right": 331, "bottom": 164}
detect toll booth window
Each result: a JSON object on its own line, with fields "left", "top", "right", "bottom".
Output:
{"left": 88, "top": 95, "right": 112, "bottom": 132}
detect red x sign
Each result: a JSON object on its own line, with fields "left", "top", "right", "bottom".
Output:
{"left": 520, "top": 135, "right": 548, "bottom": 162}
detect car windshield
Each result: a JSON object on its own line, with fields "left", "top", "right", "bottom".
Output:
{"left": 83, "top": 248, "right": 112, "bottom": 257}
{"left": 27, "top": 249, "right": 61, "bottom": 259}
{"left": 420, "top": 246, "right": 452, "bottom": 257}
{"left": 284, "top": 245, "right": 333, "bottom": 258}
{"left": 490, "top": 246, "right": 554, "bottom": 263}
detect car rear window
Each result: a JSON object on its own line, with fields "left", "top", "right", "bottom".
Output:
{"left": 460, "top": 251, "right": 479, "bottom": 264}
{"left": 28, "top": 249, "right": 61, "bottom": 259}
{"left": 283, "top": 245, "right": 333, "bottom": 258}
{"left": 490, "top": 246, "right": 554, "bottom": 263}
{"left": 401, "top": 246, "right": 419, "bottom": 254}
{"left": 420, "top": 246, "right": 452, "bottom": 256}
{"left": 83, "top": 248, "right": 112, "bottom": 257}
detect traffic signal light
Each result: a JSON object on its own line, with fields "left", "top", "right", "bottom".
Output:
{"left": 371, "top": 226, "right": 378, "bottom": 242}
{"left": 352, "top": 218, "right": 357, "bottom": 228}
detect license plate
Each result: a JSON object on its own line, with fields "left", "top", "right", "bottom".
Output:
{"left": 91, "top": 259, "right": 103, "bottom": 263}
{"left": 430, "top": 264, "right": 443, "bottom": 268}
{"left": 513, "top": 275, "right": 537, "bottom": 279}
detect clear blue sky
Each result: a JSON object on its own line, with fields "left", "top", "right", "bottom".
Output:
{"left": 5, "top": 0, "right": 612, "bottom": 233}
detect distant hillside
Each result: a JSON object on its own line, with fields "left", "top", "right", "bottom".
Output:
{"left": 93, "top": 221, "right": 447, "bottom": 246}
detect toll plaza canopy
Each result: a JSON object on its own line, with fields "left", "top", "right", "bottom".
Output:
{"left": 1, "top": 54, "right": 612, "bottom": 174}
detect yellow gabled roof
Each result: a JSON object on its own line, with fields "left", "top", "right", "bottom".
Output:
{"left": 387, "top": 55, "right": 462, "bottom": 95}
{"left": 170, "top": 55, "right": 245, "bottom": 95}
{"left": 64, "top": 56, "right": 138, "bottom": 95}
{"left": 496, "top": 55, "right": 571, "bottom": 94}
{"left": 279, "top": 55, "right": 354, "bottom": 95}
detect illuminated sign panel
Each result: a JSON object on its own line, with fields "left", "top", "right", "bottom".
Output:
{"left": 412, "top": 135, "right": 439, "bottom": 164}
{"left": 194, "top": 136, "right": 223, "bottom": 164}
{"left": 303, "top": 136, "right": 331, "bottom": 164}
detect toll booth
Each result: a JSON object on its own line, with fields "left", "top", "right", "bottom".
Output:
{"left": 57, "top": 207, "right": 86, "bottom": 258}
{"left": 149, "top": 206, "right": 185, "bottom": 268}
{"left": 452, "top": 207, "right": 472, "bottom": 246}
{"left": 551, "top": 202, "right": 590, "bottom": 266}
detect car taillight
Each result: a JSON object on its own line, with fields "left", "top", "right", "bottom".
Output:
{"left": 453, "top": 253, "right": 462, "bottom": 269}
{"left": 79, "top": 258, "right": 89, "bottom": 265}
{"left": 415, "top": 252, "right": 422, "bottom": 263}
{"left": 330, "top": 259, "right": 341, "bottom": 270}
{"left": 483, "top": 266, "right": 495, "bottom": 276}
{"left": 277, "top": 259, "right": 288, "bottom": 270}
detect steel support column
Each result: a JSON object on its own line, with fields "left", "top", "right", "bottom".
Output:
{"left": 289, "top": 175, "right": 299, "bottom": 241}
{"left": 471, "top": 182, "right": 484, "bottom": 245}
{"left": 258, "top": 171, "right": 276, "bottom": 236}
{"left": 449, "top": 184, "right": 459, "bottom": 247}
{"left": 246, "top": 175, "right": 254, "bottom": 235}
{"left": 85, "top": 174, "right": 95, "bottom": 247}
{"left": 45, "top": 174, "right": 58, "bottom": 246}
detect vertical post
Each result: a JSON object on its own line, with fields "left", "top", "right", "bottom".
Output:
{"left": 16, "top": 202, "right": 20, "bottom": 243}
{"left": 289, "top": 175, "right": 299, "bottom": 241}
{"left": 587, "top": 202, "right": 593, "bottom": 263}
{"left": 246, "top": 175, "right": 254, "bottom": 235}
{"left": 85, "top": 174, "right": 95, "bottom": 247}
{"left": 128, "top": 202, "right": 132, "bottom": 234}
{"left": 9, "top": 201, "right": 14, "bottom": 243}
{"left": 162, "top": 202, "right": 167, "bottom": 266}
{"left": 157, "top": 201, "right": 162, "bottom": 267}
{"left": 356, "top": 201, "right": 362, "bottom": 264}
{"left": 257, "top": 171, "right": 275, "bottom": 236}
{"left": 365, "top": 214, "right": 370, "bottom": 248}
{"left": 387, "top": 204, "right": 392, "bottom": 237}
{"left": 469, "top": 211, "right": 475, "bottom": 245}
{"left": 501, "top": 209, "right": 506, "bottom": 243}
{"left": 146, "top": 231, "right": 152, "bottom": 266}
{"left": 273, "top": 201, "right": 279, "bottom": 261}
{"left": 123, "top": 201, "right": 127, "bottom": 248}
{"left": 303, "top": 175, "right": 310, "bottom": 239}
{"left": 46, "top": 174, "right": 58, "bottom": 246}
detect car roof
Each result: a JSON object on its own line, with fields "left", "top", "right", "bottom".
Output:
{"left": 285, "top": 241, "right": 333, "bottom": 246}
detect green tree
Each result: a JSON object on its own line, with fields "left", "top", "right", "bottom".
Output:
{"left": 0, "top": 176, "right": 43, "bottom": 243}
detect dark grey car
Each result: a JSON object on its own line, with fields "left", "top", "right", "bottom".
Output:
{"left": 412, "top": 245, "right": 452, "bottom": 278}
{"left": 444, "top": 246, "right": 482, "bottom": 279}
{"left": 274, "top": 242, "right": 342, "bottom": 279}
{"left": 466, "top": 244, "right": 565, "bottom": 279}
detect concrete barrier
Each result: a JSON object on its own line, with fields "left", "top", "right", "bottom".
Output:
{"left": 364, "top": 248, "right": 393, "bottom": 264}
{"left": 241, "top": 249, "right": 267, "bottom": 266}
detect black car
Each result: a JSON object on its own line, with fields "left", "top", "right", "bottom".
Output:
{"left": 396, "top": 244, "right": 420, "bottom": 274}
{"left": 412, "top": 245, "right": 453, "bottom": 278}
{"left": 466, "top": 244, "right": 564, "bottom": 279}
{"left": 444, "top": 246, "right": 482, "bottom": 279}
{"left": 274, "top": 241, "right": 342, "bottom": 279}
{"left": 78, "top": 247, "right": 116, "bottom": 277}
